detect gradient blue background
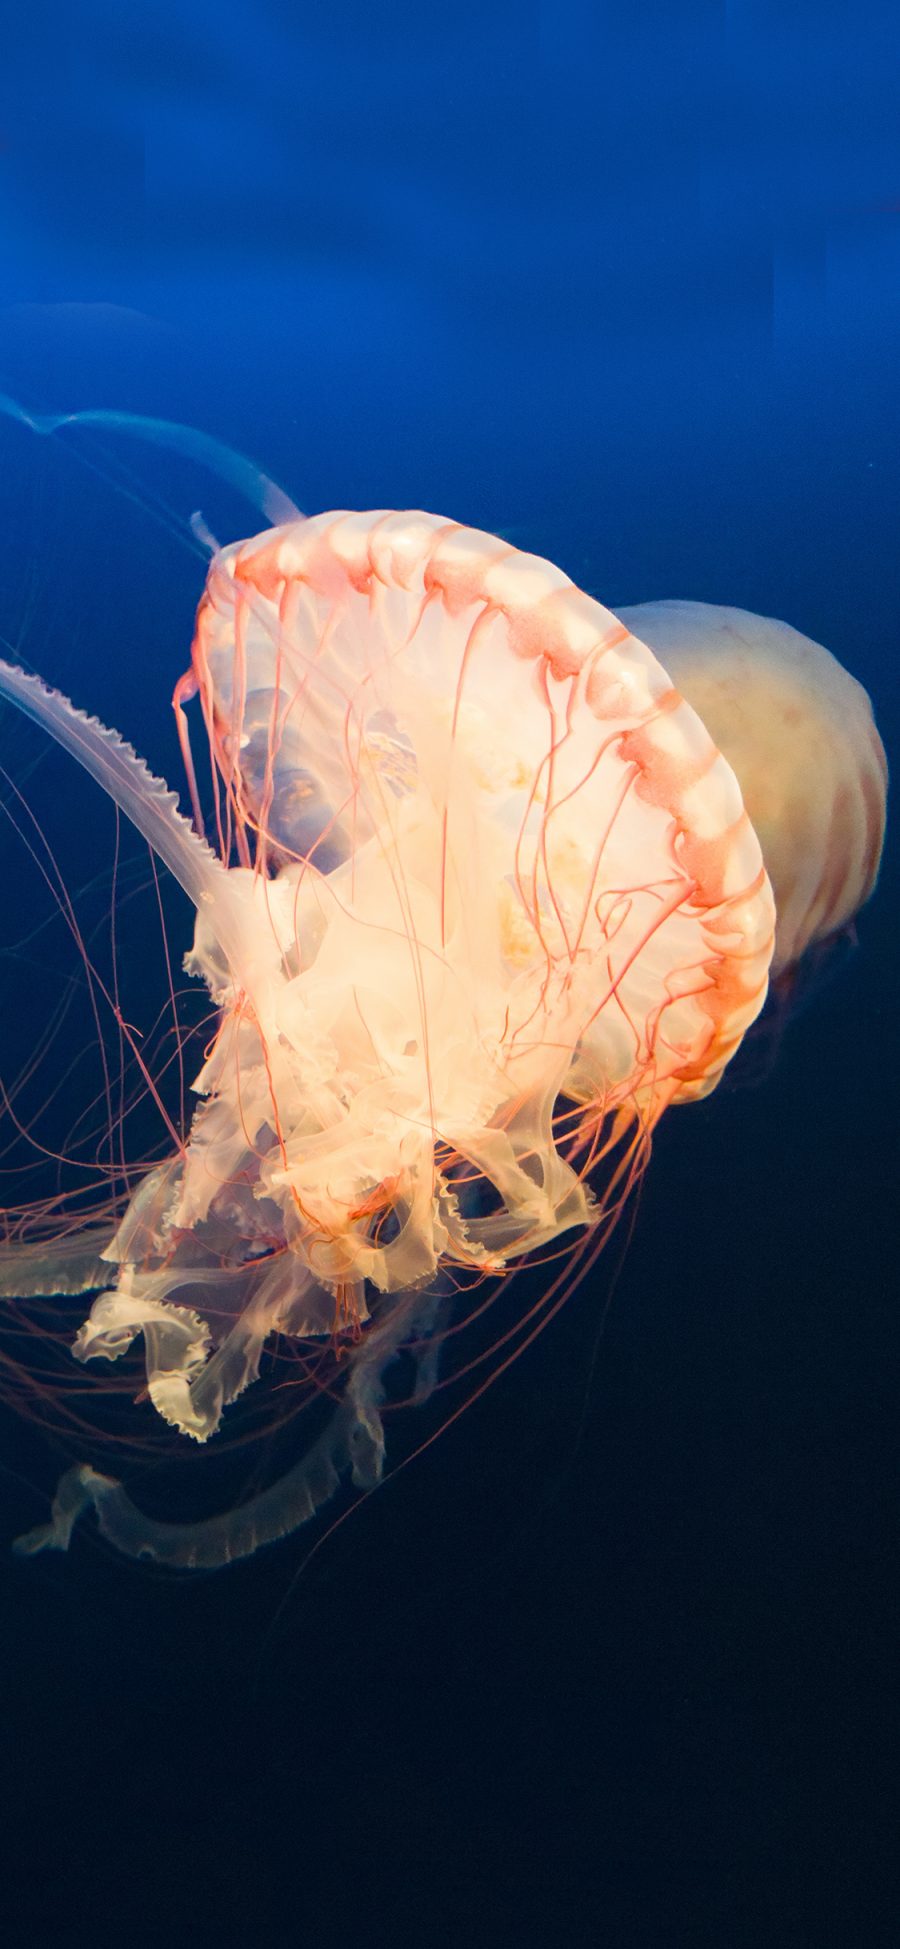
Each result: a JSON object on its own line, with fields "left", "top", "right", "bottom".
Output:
{"left": 0, "top": 5, "right": 897, "bottom": 1945}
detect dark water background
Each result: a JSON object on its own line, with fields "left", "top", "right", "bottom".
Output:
{"left": 0, "top": 5, "right": 898, "bottom": 1943}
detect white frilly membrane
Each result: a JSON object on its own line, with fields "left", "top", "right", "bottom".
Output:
{"left": 0, "top": 509, "right": 775, "bottom": 1569}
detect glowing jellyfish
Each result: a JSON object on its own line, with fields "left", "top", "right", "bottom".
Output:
{"left": 0, "top": 516, "right": 774, "bottom": 1568}
{"left": 616, "top": 602, "right": 887, "bottom": 976}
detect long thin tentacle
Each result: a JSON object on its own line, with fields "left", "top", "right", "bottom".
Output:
{"left": 0, "top": 393, "right": 300, "bottom": 526}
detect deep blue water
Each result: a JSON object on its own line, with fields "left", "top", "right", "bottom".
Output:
{"left": 0, "top": 5, "right": 898, "bottom": 1944}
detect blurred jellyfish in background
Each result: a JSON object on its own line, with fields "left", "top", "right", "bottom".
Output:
{"left": 616, "top": 603, "right": 887, "bottom": 1016}
{"left": 0, "top": 472, "right": 775, "bottom": 1568}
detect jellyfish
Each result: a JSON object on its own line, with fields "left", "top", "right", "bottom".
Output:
{"left": 0, "top": 510, "right": 775, "bottom": 1569}
{"left": 615, "top": 602, "right": 887, "bottom": 978}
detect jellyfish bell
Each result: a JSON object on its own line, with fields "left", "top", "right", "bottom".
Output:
{"left": 0, "top": 505, "right": 774, "bottom": 1570}
{"left": 615, "top": 601, "right": 888, "bottom": 980}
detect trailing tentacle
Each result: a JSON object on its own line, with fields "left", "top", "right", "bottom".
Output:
{"left": 0, "top": 393, "right": 300, "bottom": 527}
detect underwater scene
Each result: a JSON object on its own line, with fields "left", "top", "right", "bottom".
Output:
{"left": 0, "top": 4, "right": 897, "bottom": 1944}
